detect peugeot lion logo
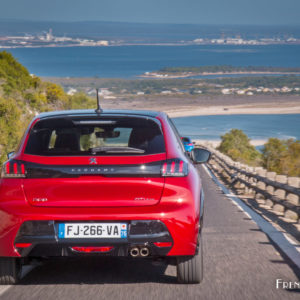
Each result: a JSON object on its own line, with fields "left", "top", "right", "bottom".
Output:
{"left": 89, "top": 158, "right": 97, "bottom": 164}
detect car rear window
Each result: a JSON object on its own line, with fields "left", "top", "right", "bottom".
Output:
{"left": 24, "top": 116, "right": 165, "bottom": 156}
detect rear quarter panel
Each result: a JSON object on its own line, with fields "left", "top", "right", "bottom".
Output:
{"left": 157, "top": 114, "right": 202, "bottom": 255}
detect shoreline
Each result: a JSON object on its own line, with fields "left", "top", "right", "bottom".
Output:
{"left": 166, "top": 103, "right": 300, "bottom": 118}
{"left": 2, "top": 43, "right": 300, "bottom": 50}
{"left": 193, "top": 139, "right": 267, "bottom": 147}
{"left": 140, "top": 71, "right": 300, "bottom": 79}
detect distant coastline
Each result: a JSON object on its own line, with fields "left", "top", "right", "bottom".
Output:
{"left": 140, "top": 71, "right": 300, "bottom": 79}
{"left": 2, "top": 41, "right": 300, "bottom": 49}
{"left": 140, "top": 66, "right": 300, "bottom": 79}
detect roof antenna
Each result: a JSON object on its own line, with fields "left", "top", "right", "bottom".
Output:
{"left": 95, "top": 88, "right": 103, "bottom": 114}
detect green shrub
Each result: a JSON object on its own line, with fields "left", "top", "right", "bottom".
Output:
{"left": 218, "top": 129, "right": 261, "bottom": 166}
{"left": 0, "top": 98, "right": 23, "bottom": 164}
{"left": 262, "top": 138, "right": 300, "bottom": 176}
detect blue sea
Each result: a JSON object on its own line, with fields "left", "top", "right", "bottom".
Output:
{"left": 172, "top": 114, "right": 300, "bottom": 142}
{"left": 6, "top": 45, "right": 300, "bottom": 142}
{"left": 7, "top": 44, "right": 300, "bottom": 78}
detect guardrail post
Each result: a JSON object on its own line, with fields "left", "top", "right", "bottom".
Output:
{"left": 264, "top": 172, "right": 276, "bottom": 207}
{"left": 285, "top": 177, "right": 300, "bottom": 221}
{"left": 233, "top": 162, "right": 242, "bottom": 189}
{"left": 246, "top": 167, "right": 256, "bottom": 196}
{"left": 238, "top": 164, "right": 247, "bottom": 194}
{"left": 273, "top": 175, "right": 288, "bottom": 213}
{"left": 255, "top": 169, "right": 267, "bottom": 204}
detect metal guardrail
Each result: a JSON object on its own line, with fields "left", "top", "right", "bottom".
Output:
{"left": 198, "top": 144, "right": 300, "bottom": 222}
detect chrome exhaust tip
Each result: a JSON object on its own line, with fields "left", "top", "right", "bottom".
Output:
{"left": 140, "top": 247, "right": 150, "bottom": 257}
{"left": 130, "top": 247, "right": 140, "bottom": 257}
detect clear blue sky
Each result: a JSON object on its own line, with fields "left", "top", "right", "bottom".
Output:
{"left": 1, "top": 0, "right": 300, "bottom": 25}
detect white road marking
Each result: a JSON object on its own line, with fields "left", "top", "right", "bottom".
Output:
{"left": 225, "top": 193, "right": 238, "bottom": 197}
{"left": 204, "top": 167, "right": 213, "bottom": 178}
{"left": 225, "top": 193, "right": 253, "bottom": 219}
{"left": 0, "top": 286, "right": 11, "bottom": 297}
{"left": 243, "top": 211, "right": 252, "bottom": 219}
{"left": 202, "top": 164, "right": 300, "bottom": 269}
{"left": 283, "top": 233, "right": 300, "bottom": 254}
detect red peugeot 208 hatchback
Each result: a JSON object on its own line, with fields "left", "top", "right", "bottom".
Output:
{"left": 0, "top": 109, "right": 210, "bottom": 284}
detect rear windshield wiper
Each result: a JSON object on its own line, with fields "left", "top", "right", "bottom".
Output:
{"left": 90, "top": 146, "right": 145, "bottom": 154}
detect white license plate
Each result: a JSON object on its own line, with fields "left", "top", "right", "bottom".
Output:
{"left": 58, "top": 223, "right": 127, "bottom": 239}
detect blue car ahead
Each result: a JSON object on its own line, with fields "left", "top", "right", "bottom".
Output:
{"left": 181, "top": 137, "right": 195, "bottom": 152}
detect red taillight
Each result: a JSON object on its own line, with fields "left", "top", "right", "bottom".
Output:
{"left": 71, "top": 246, "right": 114, "bottom": 253}
{"left": 21, "top": 164, "right": 25, "bottom": 174}
{"left": 170, "top": 161, "right": 175, "bottom": 173}
{"left": 162, "top": 163, "right": 167, "bottom": 175}
{"left": 1, "top": 160, "right": 26, "bottom": 178}
{"left": 15, "top": 243, "right": 32, "bottom": 248}
{"left": 179, "top": 161, "right": 184, "bottom": 173}
{"left": 153, "top": 242, "right": 172, "bottom": 248}
{"left": 13, "top": 163, "right": 18, "bottom": 174}
{"left": 6, "top": 162, "right": 10, "bottom": 174}
{"left": 161, "top": 159, "right": 188, "bottom": 177}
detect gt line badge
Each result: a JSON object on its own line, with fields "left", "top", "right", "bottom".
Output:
{"left": 32, "top": 198, "right": 48, "bottom": 203}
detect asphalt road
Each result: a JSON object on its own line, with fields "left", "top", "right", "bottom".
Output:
{"left": 1, "top": 166, "right": 299, "bottom": 300}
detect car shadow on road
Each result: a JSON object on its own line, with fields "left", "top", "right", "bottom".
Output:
{"left": 19, "top": 257, "right": 177, "bottom": 285}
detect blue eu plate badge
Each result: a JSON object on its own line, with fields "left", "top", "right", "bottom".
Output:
{"left": 121, "top": 223, "right": 127, "bottom": 238}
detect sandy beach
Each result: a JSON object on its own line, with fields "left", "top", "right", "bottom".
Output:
{"left": 100, "top": 94, "right": 300, "bottom": 118}
{"left": 166, "top": 103, "right": 300, "bottom": 117}
{"left": 193, "top": 139, "right": 268, "bottom": 147}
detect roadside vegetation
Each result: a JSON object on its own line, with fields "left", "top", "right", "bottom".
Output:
{"left": 262, "top": 138, "right": 300, "bottom": 176}
{"left": 0, "top": 51, "right": 94, "bottom": 164}
{"left": 217, "top": 129, "right": 262, "bottom": 166}
{"left": 218, "top": 129, "right": 300, "bottom": 176}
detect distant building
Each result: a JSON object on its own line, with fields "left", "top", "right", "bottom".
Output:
{"left": 96, "top": 40, "right": 109, "bottom": 46}
{"left": 193, "top": 38, "right": 204, "bottom": 43}
{"left": 67, "top": 88, "right": 77, "bottom": 96}
{"left": 161, "top": 90, "right": 172, "bottom": 95}
{"left": 46, "top": 29, "right": 53, "bottom": 41}
{"left": 222, "top": 88, "right": 231, "bottom": 95}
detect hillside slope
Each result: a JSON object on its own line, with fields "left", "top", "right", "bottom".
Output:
{"left": 0, "top": 51, "right": 94, "bottom": 164}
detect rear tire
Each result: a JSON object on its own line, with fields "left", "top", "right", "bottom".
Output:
{"left": 176, "top": 234, "right": 203, "bottom": 284}
{"left": 0, "top": 258, "right": 21, "bottom": 285}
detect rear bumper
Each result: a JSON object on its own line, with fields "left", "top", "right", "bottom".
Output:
{"left": 14, "top": 220, "right": 173, "bottom": 257}
{"left": 0, "top": 203, "right": 200, "bottom": 258}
